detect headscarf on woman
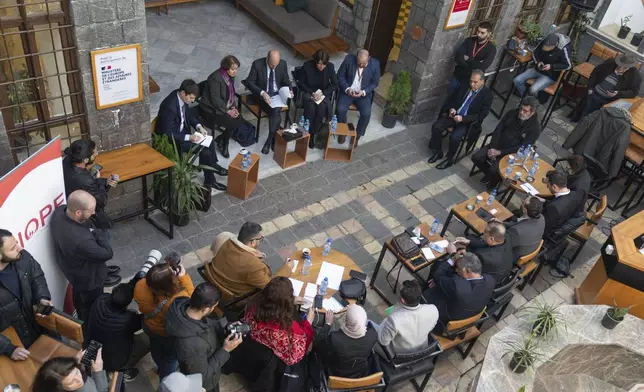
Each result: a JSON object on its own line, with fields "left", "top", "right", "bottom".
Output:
{"left": 340, "top": 304, "right": 368, "bottom": 339}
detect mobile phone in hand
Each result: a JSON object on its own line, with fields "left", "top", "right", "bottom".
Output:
{"left": 36, "top": 303, "right": 54, "bottom": 316}
{"left": 89, "top": 164, "right": 103, "bottom": 177}
{"left": 81, "top": 340, "right": 102, "bottom": 367}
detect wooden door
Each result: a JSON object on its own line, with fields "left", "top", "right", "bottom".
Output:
{"left": 365, "top": 0, "right": 403, "bottom": 75}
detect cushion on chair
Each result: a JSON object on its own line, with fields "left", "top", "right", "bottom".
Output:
{"left": 432, "top": 327, "right": 481, "bottom": 351}
{"left": 307, "top": 0, "right": 338, "bottom": 28}
{"left": 379, "top": 356, "right": 435, "bottom": 385}
{"left": 36, "top": 310, "right": 84, "bottom": 345}
{"left": 284, "top": 0, "right": 308, "bottom": 13}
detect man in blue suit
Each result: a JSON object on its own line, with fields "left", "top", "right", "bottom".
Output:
{"left": 155, "top": 79, "right": 228, "bottom": 191}
{"left": 336, "top": 49, "right": 380, "bottom": 145}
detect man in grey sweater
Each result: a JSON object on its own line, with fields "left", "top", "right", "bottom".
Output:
{"left": 377, "top": 280, "right": 439, "bottom": 354}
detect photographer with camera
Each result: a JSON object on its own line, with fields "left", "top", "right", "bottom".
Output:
{"left": 134, "top": 253, "right": 195, "bottom": 379}
{"left": 165, "top": 282, "right": 242, "bottom": 392}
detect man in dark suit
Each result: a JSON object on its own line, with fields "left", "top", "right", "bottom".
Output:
{"left": 470, "top": 96, "right": 541, "bottom": 187}
{"left": 336, "top": 49, "right": 380, "bottom": 144}
{"left": 505, "top": 196, "right": 545, "bottom": 261}
{"left": 428, "top": 69, "right": 493, "bottom": 170}
{"left": 422, "top": 252, "right": 494, "bottom": 334}
{"left": 542, "top": 170, "right": 585, "bottom": 240}
{"left": 155, "top": 79, "right": 228, "bottom": 191}
{"left": 243, "top": 50, "right": 292, "bottom": 154}
{"left": 458, "top": 221, "right": 514, "bottom": 286}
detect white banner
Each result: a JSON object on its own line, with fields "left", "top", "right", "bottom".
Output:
{"left": 0, "top": 138, "right": 67, "bottom": 307}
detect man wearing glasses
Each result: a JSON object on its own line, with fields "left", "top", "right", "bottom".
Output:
{"left": 204, "top": 222, "right": 279, "bottom": 302}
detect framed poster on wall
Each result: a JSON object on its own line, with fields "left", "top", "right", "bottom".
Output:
{"left": 444, "top": 0, "right": 475, "bottom": 30}
{"left": 90, "top": 44, "right": 143, "bottom": 110}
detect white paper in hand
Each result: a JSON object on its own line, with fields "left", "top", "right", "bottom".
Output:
{"left": 269, "top": 86, "right": 291, "bottom": 108}
{"left": 421, "top": 247, "right": 436, "bottom": 260}
{"left": 316, "top": 262, "right": 345, "bottom": 290}
{"left": 323, "top": 297, "right": 344, "bottom": 313}
{"left": 520, "top": 183, "right": 539, "bottom": 196}
{"left": 289, "top": 278, "right": 304, "bottom": 296}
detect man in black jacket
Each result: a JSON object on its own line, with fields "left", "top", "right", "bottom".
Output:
{"left": 165, "top": 282, "right": 242, "bottom": 392}
{"left": 51, "top": 190, "right": 113, "bottom": 328}
{"left": 542, "top": 170, "right": 585, "bottom": 240}
{"left": 458, "top": 221, "right": 514, "bottom": 286}
{"left": 0, "top": 229, "right": 51, "bottom": 361}
{"left": 514, "top": 34, "right": 572, "bottom": 97}
{"left": 573, "top": 55, "right": 641, "bottom": 121}
{"left": 471, "top": 96, "right": 541, "bottom": 187}
{"left": 87, "top": 280, "right": 148, "bottom": 382}
{"left": 243, "top": 50, "right": 292, "bottom": 155}
{"left": 428, "top": 69, "right": 493, "bottom": 170}
{"left": 450, "top": 21, "right": 496, "bottom": 92}
{"left": 505, "top": 196, "right": 545, "bottom": 261}
{"left": 422, "top": 252, "right": 494, "bottom": 334}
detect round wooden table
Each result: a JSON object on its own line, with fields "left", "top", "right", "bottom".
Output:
{"left": 275, "top": 247, "right": 362, "bottom": 311}
{"left": 498, "top": 155, "right": 554, "bottom": 203}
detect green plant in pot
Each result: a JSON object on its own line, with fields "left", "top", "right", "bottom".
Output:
{"left": 520, "top": 21, "right": 542, "bottom": 51}
{"left": 618, "top": 15, "right": 632, "bottom": 39}
{"left": 601, "top": 299, "right": 634, "bottom": 329}
{"left": 382, "top": 70, "right": 411, "bottom": 129}
{"left": 152, "top": 134, "right": 206, "bottom": 226}
{"left": 504, "top": 336, "right": 544, "bottom": 374}
{"left": 521, "top": 299, "right": 565, "bottom": 338}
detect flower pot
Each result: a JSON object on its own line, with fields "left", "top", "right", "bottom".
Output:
{"left": 509, "top": 353, "right": 530, "bottom": 374}
{"left": 631, "top": 33, "right": 643, "bottom": 47}
{"left": 381, "top": 113, "right": 398, "bottom": 129}
{"left": 532, "top": 320, "right": 547, "bottom": 336}
{"left": 618, "top": 26, "right": 631, "bottom": 39}
{"left": 172, "top": 210, "right": 191, "bottom": 226}
{"left": 601, "top": 310, "right": 623, "bottom": 329}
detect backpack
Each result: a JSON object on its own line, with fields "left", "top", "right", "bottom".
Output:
{"left": 233, "top": 121, "right": 256, "bottom": 147}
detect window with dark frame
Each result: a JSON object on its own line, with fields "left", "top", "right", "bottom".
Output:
{"left": 555, "top": 2, "right": 573, "bottom": 25}
{"left": 466, "top": 0, "right": 505, "bottom": 37}
{"left": 518, "top": 0, "right": 547, "bottom": 24}
{"left": 0, "top": 0, "right": 88, "bottom": 165}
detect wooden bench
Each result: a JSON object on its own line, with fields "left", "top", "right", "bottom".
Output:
{"left": 145, "top": 0, "right": 199, "bottom": 15}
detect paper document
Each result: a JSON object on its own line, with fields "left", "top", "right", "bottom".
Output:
{"left": 316, "top": 261, "right": 345, "bottom": 290}
{"left": 191, "top": 133, "right": 213, "bottom": 148}
{"left": 289, "top": 278, "right": 304, "bottom": 296}
{"left": 520, "top": 183, "right": 539, "bottom": 196}
{"left": 323, "top": 297, "right": 345, "bottom": 313}
{"left": 304, "top": 283, "right": 318, "bottom": 299}
{"left": 421, "top": 247, "right": 436, "bottom": 260}
{"left": 313, "top": 89, "right": 325, "bottom": 105}
{"left": 269, "top": 86, "right": 291, "bottom": 108}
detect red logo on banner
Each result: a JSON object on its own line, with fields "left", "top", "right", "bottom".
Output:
{"left": 453, "top": 0, "right": 471, "bottom": 12}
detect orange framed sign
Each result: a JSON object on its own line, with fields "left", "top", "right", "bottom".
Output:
{"left": 90, "top": 44, "right": 143, "bottom": 110}
{"left": 444, "top": 0, "right": 475, "bottom": 30}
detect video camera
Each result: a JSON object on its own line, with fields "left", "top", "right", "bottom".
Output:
{"left": 225, "top": 323, "right": 252, "bottom": 337}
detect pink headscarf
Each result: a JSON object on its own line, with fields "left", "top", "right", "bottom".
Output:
{"left": 340, "top": 304, "right": 367, "bottom": 339}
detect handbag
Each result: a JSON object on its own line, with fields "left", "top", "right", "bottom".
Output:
{"left": 339, "top": 278, "right": 366, "bottom": 301}
{"left": 392, "top": 232, "right": 420, "bottom": 259}
{"left": 233, "top": 121, "right": 256, "bottom": 147}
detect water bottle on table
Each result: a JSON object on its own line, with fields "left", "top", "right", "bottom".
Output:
{"left": 331, "top": 115, "right": 337, "bottom": 133}
{"left": 487, "top": 189, "right": 497, "bottom": 206}
{"left": 304, "top": 119, "right": 310, "bottom": 133}
{"left": 299, "top": 116, "right": 305, "bottom": 128}
{"left": 430, "top": 218, "right": 439, "bottom": 236}
{"left": 302, "top": 254, "right": 312, "bottom": 275}
{"left": 517, "top": 145, "right": 525, "bottom": 160}
{"left": 319, "top": 277, "right": 329, "bottom": 296}
{"left": 323, "top": 238, "right": 332, "bottom": 256}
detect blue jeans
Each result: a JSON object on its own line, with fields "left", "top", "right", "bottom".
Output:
{"left": 513, "top": 68, "right": 555, "bottom": 97}
{"left": 144, "top": 326, "right": 178, "bottom": 380}
{"left": 448, "top": 77, "right": 460, "bottom": 94}
{"left": 336, "top": 92, "right": 372, "bottom": 138}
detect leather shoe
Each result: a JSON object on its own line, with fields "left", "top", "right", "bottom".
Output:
{"left": 261, "top": 142, "right": 270, "bottom": 154}
{"left": 308, "top": 136, "right": 315, "bottom": 149}
{"left": 427, "top": 151, "right": 443, "bottom": 164}
{"left": 480, "top": 176, "right": 490, "bottom": 185}
{"left": 436, "top": 159, "right": 454, "bottom": 170}
{"left": 212, "top": 163, "right": 228, "bottom": 176}
{"left": 107, "top": 265, "right": 121, "bottom": 275}
{"left": 216, "top": 137, "right": 230, "bottom": 159}
{"left": 337, "top": 135, "right": 347, "bottom": 144}
{"left": 204, "top": 181, "right": 227, "bottom": 191}
{"left": 104, "top": 274, "right": 122, "bottom": 287}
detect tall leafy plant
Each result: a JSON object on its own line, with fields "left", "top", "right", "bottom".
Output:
{"left": 385, "top": 70, "right": 412, "bottom": 116}
{"left": 571, "top": 11, "right": 594, "bottom": 65}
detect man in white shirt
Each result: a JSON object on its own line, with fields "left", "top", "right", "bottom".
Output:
{"left": 155, "top": 79, "right": 228, "bottom": 190}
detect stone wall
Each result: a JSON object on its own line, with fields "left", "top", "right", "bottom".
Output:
{"left": 69, "top": 0, "right": 152, "bottom": 217}
{"left": 336, "top": 0, "right": 373, "bottom": 49}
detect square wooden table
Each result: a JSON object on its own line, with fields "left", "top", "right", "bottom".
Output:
{"left": 440, "top": 192, "right": 514, "bottom": 237}
{"left": 273, "top": 129, "right": 309, "bottom": 169}
{"left": 227, "top": 152, "right": 259, "bottom": 200}
{"left": 324, "top": 122, "right": 356, "bottom": 162}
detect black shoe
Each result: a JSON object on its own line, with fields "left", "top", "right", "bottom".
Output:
{"left": 436, "top": 159, "right": 454, "bottom": 170}
{"left": 355, "top": 136, "right": 360, "bottom": 148}
{"left": 262, "top": 135, "right": 273, "bottom": 155}
{"left": 480, "top": 176, "right": 490, "bottom": 185}
{"left": 337, "top": 135, "right": 347, "bottom": 144}
{"left": 107, "top": 265, "right": 121, "bottom": 275}
{"left": 427, "top": 151, "right": 443, "bottom": 164}
{"left": 308, "top": 136, "right": 315, "bottom": 149}
{"left": 204, "top": 181, "right": 227, "bottom": 191}
{"left": 104, "top": 274, "right": 122, "bottom": 287}
{"left": 212, "top": 163, "right": 228, "bottom": 176}
{"left": 271, "top": 137, "right": 276, "bottom": 152}
{"left": 216, "top": 136, "right": 230, "bottom": 159}
{"left": 124, "top": 368, "right": 139, "bottom": 383}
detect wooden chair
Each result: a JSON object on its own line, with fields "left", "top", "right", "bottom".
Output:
{"left": 566, "top": 41, "right": 619, "bottom": 107}
{"left": 443, "top": 120, "right": 483, "bottom": 163}
{"left": 612, "top": 129, "right": 644, "bottom": 212}
{"left": 29, "top": 309, "right": 84, "bottom": 364}
{"left": 525, "top": 70, "right": 568, "bottom": 129}
{"left": 376, "top": 338, "right": 442, "bottom": 392}
{"left": 568, "top": 195, "right": 607, "bottom": 263}
{"left": 486, "top": 269, "right": 520, "bottom": 321}
{"left": 327, "top": 371, "right": 386, "bottom": 392}
{"left": 109, "top": 372, "right": 124, "bottom": 392}
{"left": 431, "top": 308, "right": 487, "bottom": 359}
{"left": 516, "top": 240, "right": 544, "bottom": 290}
{"left": 238, "top": 92, "right": 290, "bottom": 143}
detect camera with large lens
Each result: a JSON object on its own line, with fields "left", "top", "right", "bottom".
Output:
{"left": 136, "top": 249, "right": 162, "bottom": 279}
{"left": 226, "top": 323, "right": 252, "bottom": 337}
{"left": 165, "top": 251, "right": 182, "bottom": 275}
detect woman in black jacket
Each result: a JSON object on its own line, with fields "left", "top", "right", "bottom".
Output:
{"left": 296, "top": 48, "right": 338, "bottom": 148}
{"left": 315, "top": 304, "right": 378, "bottom": 379}
{"left": 201, "top": 55, "right": 245, "bottom": 158}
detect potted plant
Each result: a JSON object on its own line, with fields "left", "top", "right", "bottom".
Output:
{"left": 505, "top": 336, "right": 543, "bottom": 374}
{"left": 619, "top": 16, "right": 632, "bottom": 39}
{"left": 601, "top": 299, "right": 634, "bottom": 329}
{"left": 631, "top": 30, "right": 643, "bottom": 47}
{"left": 382, "top": 70, "right": 411, "bottom": 129}
{"left": 521, "top": 21, "right": 542, "bottom": 51}
{"left": 152, "top": 134, "right": 206, "bottom": 226}
{"left": 522, "top": 300, "right": 565, "bottom": 338}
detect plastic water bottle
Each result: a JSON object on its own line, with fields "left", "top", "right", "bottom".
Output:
{"left": 302, "top": 254, "right": 312, "bottom": 275}
{"left": 323, "top": 238, "right": 332, "bottom": 256}
{"left": 487, "top": 189, "right": 497, "bottom": 206}
{"left": 319, "top": 277, "right": 329, "bottom": 296}
{"left": 528, "top": 164, "right": 537, "bottom": 177}
{"left": 430, "top": 218, "right": 439, "bottom": 236}
{"left": 549, "top": 24, "right": 556, "bottom": 35}
{"left": 505, "top": 165, "right": 513, "bottom": 176}
{"left": 298, "top": 116, "right": 305, "bottom": 128}
{"left": 517, "top": 145, "right": 525, "bottom": 160}
{"left": 304, "top": 119, "right": 310, "bottom": 132}
{"left": 331, "top": 115, "right": 337, "bottom": 133}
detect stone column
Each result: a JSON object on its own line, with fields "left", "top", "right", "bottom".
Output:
{"left": 337, "top": 0, "right": 374, "bottom": 49}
